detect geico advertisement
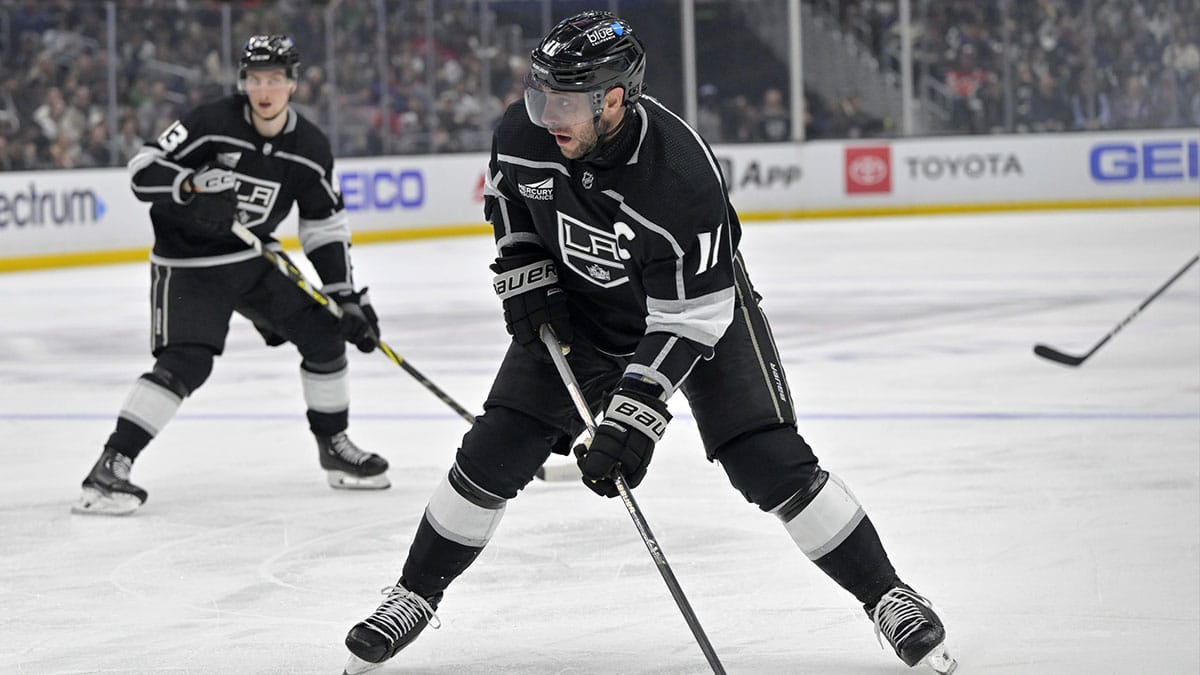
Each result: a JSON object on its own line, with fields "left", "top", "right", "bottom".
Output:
{"left": 332, "top": 154, "right": 488, "bottom": 232}
{"left": 1089, "top": 137, "right": 1198, "bottom": 183}
{"left": 0, "top": 168, "right": 148, "bottom": 256}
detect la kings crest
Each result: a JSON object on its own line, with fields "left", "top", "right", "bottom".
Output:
{"left": 557, "top": 211, "right": 633, "bottom": 289}
{"left": 232, "top": 173, "right": 282, "bottom": 227}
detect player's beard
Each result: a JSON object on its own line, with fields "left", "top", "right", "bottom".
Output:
{"left": 561, "top": 115, "right": 619, "bottom": 160}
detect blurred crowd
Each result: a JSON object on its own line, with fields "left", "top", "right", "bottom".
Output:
{"left": 0, "top": 0, "right": 1196, "bottom": 172}
{"left": 0, "top": 0, "right": 519, "bottom": 171}
{"left": 832, "top": 0, "right": 1200, "bottom": 133}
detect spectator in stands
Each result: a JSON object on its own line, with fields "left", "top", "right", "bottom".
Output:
{"left": 1071, "top": 74, "right": 1112, "bottom": 130}
{"left": 945, "top": 44, "right": 990, "bottom": 133}
{"left": 48, "top": 132, "right": 81, "bottom": 169}
{"left": 802, "top": 88, "right": 831, "bottom": 139}
{"left": 0, "top": 77, "right": 22, "bottom": 134}
{"left": 114, "top": 114, "right": 144, "bottom": 164}
{"left": 78, "top": 124, "right": 111, "bottom": 168}
{"left": 722, "top": 94, "right": 757, "bottom": 143}
{"left": 756, "top": 87, "right": 791, "bottom": 142}
{"left": 23, "top": 51, "right": 59, "bottom": 104}
{"left": 0, "top": 136, "right": 12, "bottom": 172}
{"left": 1189, "top": 71, "right": 1200, "bottom": 126}
{"left": 7, "top": 128, "right": 42, "bottom": 171}
{"left": 1111, "top": 74, "right": 1151, "bottom": 129}
{"left": 973, "top": 75, "right": 1008, "bottom": 133}
{"left": 1010, "top": 61, "right": 1038, "bottom": 132}
{"left": 136, "top": 82, "right": 172, "bottom": 140}
{"left": 1147, "top": 71, "right": 1188, "bottom": 128}
{"left": 696, "top": 83, "right": 723, "bottom": 142}
{"left": 1161, "top": 24, "right": 1200, "bottom": 82}
{"left": 32, "top": 87, "right": 73, "bottom": 142}
{"left": 64, "top": 86, "right": 104, "bottom": 140}
{"left": 829, "top": 92, "right": 882, "bottom": 138}
{"left": 1029, "top": 72, "right": 1070, "bottom": 132}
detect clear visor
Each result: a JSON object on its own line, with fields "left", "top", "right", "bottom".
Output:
{"left": 523, "top": 73, "right": 596, "bottom": 129}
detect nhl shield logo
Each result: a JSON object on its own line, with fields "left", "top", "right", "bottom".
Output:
{"left": 557, "top": 212, "right": 631, "bottom": 288}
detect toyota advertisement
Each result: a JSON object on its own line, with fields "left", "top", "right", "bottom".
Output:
{"left": 837, "top": 129, "right": 1197, "bottom": 209}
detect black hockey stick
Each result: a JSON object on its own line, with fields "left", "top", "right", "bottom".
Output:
{"left": 539, "top": 326, "right": 727, "bottom": 675}
{"left": 228, "top": 221, "right": 576, "bottom": 480}
{"left": 1034, "top": 253, "right": 1199, "bottom": 367}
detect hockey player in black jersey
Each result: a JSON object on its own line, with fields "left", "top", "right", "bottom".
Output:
{"left": 344, "top": 11, "right": 956, "bottom": 675}
{"left": 72, "top": 35, "right": 390, "bottom": 516}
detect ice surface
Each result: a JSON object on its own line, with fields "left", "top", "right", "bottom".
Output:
{"left": 1, "top": 208, "right": 1197, "bottom": 674}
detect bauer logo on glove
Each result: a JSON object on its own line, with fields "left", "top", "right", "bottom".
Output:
{"left": 610, "top": 397, "right": 668, "bottom": 441}
{"left": 493, "top": 259, "right": 558, "bottom": 298}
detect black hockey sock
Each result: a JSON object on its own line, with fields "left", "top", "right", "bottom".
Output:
{"left": 811, "top": 515, "right": 901, "bottom": 607}
{"left": 105, "top": 418, "right": 153, "bottom": 460}
{"left": 307, "top": 409, "right": 349, "bottom": 437}
{"left": 400, "top": 514, "right": 486, "bottom": 599}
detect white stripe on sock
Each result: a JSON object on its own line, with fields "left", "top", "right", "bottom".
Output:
{"left": 301, "top": 366, "right": 349, "bottom": 413}
{"left": 119, "top": 378, "right": 183, "bottom": 436}
{"left": 424, "top": 472, "right": 506, "bottom": 548}
{"left": 780, "top": 473, "right": 865, "bottom": 560}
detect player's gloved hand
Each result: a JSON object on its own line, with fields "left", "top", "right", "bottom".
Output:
{"left": 575, "top": 386, "right": 671, "bottom": 498}
{"left": 491, "top": 248, "right": 573, "bottom": 351}
{"left": 183, "top": 161, "right": 238, "bottom": 237}
{"left": 332, "top": 288, "right": 380, "bottom": 353}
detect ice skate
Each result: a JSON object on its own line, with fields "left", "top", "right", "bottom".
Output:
{"left": 71, "top": 447, "right": 147, "bottom": 516}
{"left": 343, "top": 583, "right": 441, "bottom": 674}
{"left": 867, "top": 584, "right": 957, "bottom": 674}
{"left": 317, "top": 431, "right": 390, "bottom": 490}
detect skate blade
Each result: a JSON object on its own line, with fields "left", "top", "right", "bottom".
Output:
{"left": 343, "top": 653, "right": 385, "bottom": 675}
{"left": 327, "top": 471, "right": 391, "bottom": 490}
{"left": 922, "top": 642, "right": 958, "bottom": 675}
{"left": 535, "top": 461, "right": 582, "bottom": 482}
{"left": 71, "top": 487, "right": 142, "bottom": 516}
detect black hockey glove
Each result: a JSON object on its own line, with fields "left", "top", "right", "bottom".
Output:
{"left": 575, "top": 387, "right": 671, "bottom": 498}
{"left": 184, "top": 162, "right": 238, "bottom": 237}
{"left": 490, "top": 250, "right": 573, "bottom": 351}
{"left": 332, "top": 288, "right": 380, "bottom": 353}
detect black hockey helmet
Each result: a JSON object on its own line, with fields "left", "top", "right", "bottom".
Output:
{"left": 524, "top": 11, "right": 645, "bottom": 128}
{"left": 238, "top": 34, "right": 300, "bottom": 86}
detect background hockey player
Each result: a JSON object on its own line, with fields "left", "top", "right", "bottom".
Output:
{"left": 73, "top": 35, "right": 390, "bottom": 516}
{"left": 343, "top": 11, "right": 956, "bottom": 675}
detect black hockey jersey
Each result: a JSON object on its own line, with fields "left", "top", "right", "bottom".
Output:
{"left": 128, "top": 95, "right": 353, "bottom": 289}
{"left": 485, "top": 96, "right": 742, "bottom": 396}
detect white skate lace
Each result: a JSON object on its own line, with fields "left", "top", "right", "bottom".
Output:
{"left": 363, "top": 585, "right": 441, "bottom": 642}
{"left": 110, "top": 453, "right": 135, "bottom": 481}
{"left": 331, "top": 433, "right": 372, "bottom": 465}
{"left": 871, "top": 587, "right": 931, "bottom": 651}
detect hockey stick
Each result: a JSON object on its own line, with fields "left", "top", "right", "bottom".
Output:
{"left": 1034, "top": 253, "right": 1199, "bottom": 367}
{"left": 228, "top": 221, "right": 576, "bottom": 480}
{"left": 538, "top": 326, "right": 727, "bottom": 675}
